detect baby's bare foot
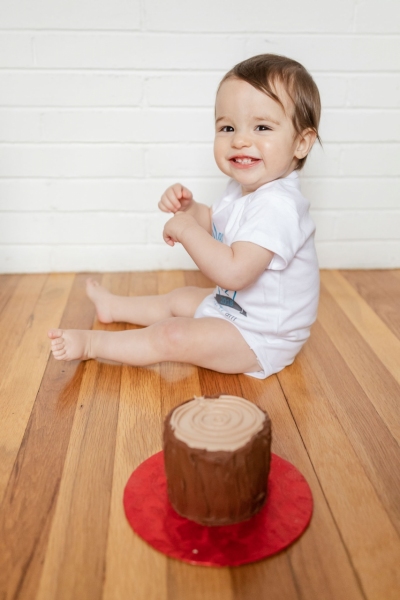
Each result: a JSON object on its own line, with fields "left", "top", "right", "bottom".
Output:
{"left": 48, "top": 328, "right": 95, "bottom": 361}
{"left": 86, "top": 278, "right": 114, "bottom": 323}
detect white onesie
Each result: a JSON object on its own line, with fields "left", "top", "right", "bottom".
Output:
{"left": 194, "top": 171, "right": 320, "bottom": 379}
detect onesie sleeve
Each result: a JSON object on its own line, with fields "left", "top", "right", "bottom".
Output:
{"left": 231, "top": 192, "right": 306, "bottom": 271}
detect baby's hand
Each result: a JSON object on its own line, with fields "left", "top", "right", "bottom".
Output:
{"left": 163, "top": 212, "right": 196, "bottom": 246}
{"left": 158, "top": 183, "right": 193, "bottom": 214}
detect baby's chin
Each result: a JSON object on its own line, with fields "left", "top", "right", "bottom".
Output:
{"left": 232, "top": 172, "right": 273, "bottom": 192}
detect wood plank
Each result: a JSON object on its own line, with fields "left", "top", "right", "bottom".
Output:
{"left": 0, "top": 273, "right": 97, "bottom": 600}
{"left": 103, "top": 272, "right": 168, "bottom": 600}
{"left": 36, "top": 273, "right": 129, "bottom": 600}
{"left": 320, "top": 270, "right": 400, "bottom": 385}
{"left": 231, "top": 555, "right": 300, "bottom": 600}
{"left": 0, "top": 274, "right": 47, "bottom": 382}
{"left": 237, "top": 374, "right": 366, "bottom": 600}
{"left": 318, "top": 282, "right": 400, "bottom": 446}
{"left": 157, "top": 270, "right": 186, "bottom": 295}
{"left": 278, "top": 342, "right": 400, "bottom": 600}
{"left": 1, "top": 268, "right": 398, "bottom": 600}
{"left": 0, "top": 274, "right": 21, "bottom": 315}
{"left": 340, "top": 270, "right": 400, "bottom": 340}
{"left": 0, "top": 273, "right": 74, "bottom": 506}
{"left": 104, "top": 363, "right": 167, "bottom": 600}
{"left": 165, "top": 556, "right": 233, "bottom": 600}
{"left": 157, "top": 271, "right": 234, "bottom": 600}
{"left": 199, "top": 365, "right": 364, "bottom": 600}
{"left": 391, "top": 269, "right": 400, "bottom": 282}
{"left": 305, "top": 320, "right": 400, "bottom": 533}
{"left": 183, "top": 269, "right": 214, "bottom": 288}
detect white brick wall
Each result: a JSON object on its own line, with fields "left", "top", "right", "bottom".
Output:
{"left": 0, "top": 0, "right": 399, "bottom": 273}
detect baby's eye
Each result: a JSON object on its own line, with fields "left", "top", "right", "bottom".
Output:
{"left": 220, "top": 125, "right": 234, "bottom": 132}
{"left": 256, "top": 125, "right": 272, "bottom": 131}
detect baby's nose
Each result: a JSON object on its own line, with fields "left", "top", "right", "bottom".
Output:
{"left": 231, "top": 131, "right": 251, "bottom": 148}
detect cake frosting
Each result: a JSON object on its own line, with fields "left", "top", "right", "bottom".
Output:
{"left": 169, "top": 395, "right": 266, "bottom": 451}
{"left": 164, "top": 395, "right": 272, "bottom": 526}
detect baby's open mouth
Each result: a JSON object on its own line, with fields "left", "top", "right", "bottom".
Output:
{"left": 230, "top": 156, "right": 260, "bottom": 166}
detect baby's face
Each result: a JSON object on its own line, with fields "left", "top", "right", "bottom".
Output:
{"left": 214, "top": 78, "right": 304, "bottom": 194}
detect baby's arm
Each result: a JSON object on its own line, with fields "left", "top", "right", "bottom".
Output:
{"left": 163, "top": 213, "right": 273, "bottom": 290}
{"left": 158, "top": 183, "right": 211, "bottom": 234}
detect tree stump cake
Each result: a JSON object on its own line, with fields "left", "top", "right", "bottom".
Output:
{"left": 163, "top": 395, "right": 272, "bottom": 526}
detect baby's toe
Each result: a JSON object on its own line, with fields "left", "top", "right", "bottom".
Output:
{"left": 48, "top": 328, "right": 64, "bottom": 340}
{"left": 51, "top": 338, "right": 64, "bottom": 349}
{"left": 52, "top": 347, "right": 64, "bottom": 356}
{"left": 86, "top": 278, "right": 99, "bottom": 288}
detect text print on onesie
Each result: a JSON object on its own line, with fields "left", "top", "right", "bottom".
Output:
{"left": 214, "top": 287, "right": 247, "bottom": 322}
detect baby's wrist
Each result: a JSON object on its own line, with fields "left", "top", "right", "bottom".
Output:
{"left": 176, "top": 214, "right": 198, "bottom": 243}
{"left": 181, "top": 198, "right": 195, "bottom": 213}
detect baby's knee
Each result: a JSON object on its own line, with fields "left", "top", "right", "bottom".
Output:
{"left": 167, "top": 287, "right": 199, "bottom": 318}
{"left": 154, "top": 318, "right": 190, "bottom": 357}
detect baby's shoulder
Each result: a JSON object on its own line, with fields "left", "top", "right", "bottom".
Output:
{"left": 251, "top": 175, "right": 308, "bottom": 215}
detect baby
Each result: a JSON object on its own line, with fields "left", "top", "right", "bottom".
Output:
{"left": 48, "top": 53, "right": 321, "bottom": 379}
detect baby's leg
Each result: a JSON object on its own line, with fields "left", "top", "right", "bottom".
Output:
{"left": 48, "top": 317, "right": 261, "bottom": 375}
{"left": 86, "top": 278, "right": 213, "bottom": 325}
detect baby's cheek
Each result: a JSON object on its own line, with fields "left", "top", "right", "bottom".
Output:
{"left": 214, "top": 145, "right": 229, "bottom": 175}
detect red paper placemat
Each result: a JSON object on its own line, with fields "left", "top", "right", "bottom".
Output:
{"left": 123, "top": 451, "right": 313, "bottom": 567}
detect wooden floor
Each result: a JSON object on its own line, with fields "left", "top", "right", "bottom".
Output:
{"left": 0, "top": 270, "right": 400, "bottom": 600}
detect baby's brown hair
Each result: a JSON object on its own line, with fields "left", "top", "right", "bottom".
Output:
{"left": 219, "top": 54, "right": 321, "bottom": 169}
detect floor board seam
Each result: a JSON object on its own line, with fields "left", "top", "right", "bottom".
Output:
{"left": 276, "top": 374, "right": 369, "bottom": 600}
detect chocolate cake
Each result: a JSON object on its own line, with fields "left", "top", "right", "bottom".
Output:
{"left": 163, "top": 395, "right": 271, "bottom": 526}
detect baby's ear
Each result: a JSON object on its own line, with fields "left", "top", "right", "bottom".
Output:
{"left": 294, "top": 128, "right": 317, "bottom": 160}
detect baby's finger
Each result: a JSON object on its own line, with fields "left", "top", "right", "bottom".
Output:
{"left": 158, "top": 196, "right": 179, "bottom": 213}
{"left": 165, "top": 188, "right": 182, "bottom": 208}
{"left": 171, "top": 183, "right": 185, "bottom": 199}
{"left": 163, "top": 233, "right": 175, "bottom": 246}
{"left": 158, "top": 200, "right": 171, "bottom": 212}
{"left": 181, "top": 185, "right": 193, "bottom": 200}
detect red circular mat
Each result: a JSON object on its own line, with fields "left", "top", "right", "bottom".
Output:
{"left": 123, "top": 451, "right": 313, "bottom": 567}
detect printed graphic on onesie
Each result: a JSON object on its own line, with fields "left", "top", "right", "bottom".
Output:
{"left": 212, "top": 222, "right": 224, "bottom": 243}
{"left": 214, "top": 288, "right": 247, "bottom": 318}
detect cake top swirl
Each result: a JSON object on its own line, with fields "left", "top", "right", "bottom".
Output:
{"left": 169, "top": 395, "right": 266, "bottom": 451}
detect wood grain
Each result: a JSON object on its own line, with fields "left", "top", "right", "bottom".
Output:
{"left": 184, "top": 270, "right": 214, "bottom": 288}
{"left": 36, "top": 273, "right": 129, "bottom": 600}
{"left": 0, "top": 269, "right": 399, "bottom": 600}
{"left": 0, "top": 274, "right": 47, "bottom": 382}
{"left": 237, "top": 374, "right": 365, "bottom": 600}
{"left": 318, "top": 282, "right": 400, "bottom": 446}
{"left": 341, "top": 270, "right": 400, "bottom": 340}
{"left": 0, "top": 274, "right": 96, "bottom": 600}
{"left": 198, "top": 363, "right": 364, "bottom": 600}
{"left": 0, "top": 274, "right": 21, "bottom": 315}
{"left": 307, "top": 320, "right": 400, "bottom": 536}
{"left": 320, "top": 270, "right": 400, "bottom": 385}
{"left": 0, "top": 274, "right": 74, "bottom": 505}
{"left": 103, "top": 272, "right": 168, "bottom": 600}
{"left": 278, "top": 345, "right": 400, "bottom": 600}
